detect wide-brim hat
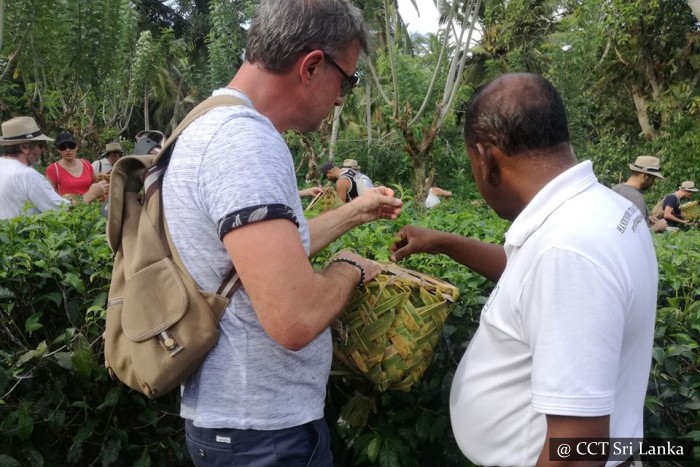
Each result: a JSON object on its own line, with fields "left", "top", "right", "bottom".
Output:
{"left": 101, "top": 142, "right": 124, "bottom": 157}
{"left": 0, "top": 116, "right": 54, "bottom": 146}
{"left": 679, "top": 181, "right": 698, "bottom": 192}
{"left": 629, "top": 155, "right": 664, "bottom": 179}
{"left": 341, "top": 158, "right": 360, "bottom": 169}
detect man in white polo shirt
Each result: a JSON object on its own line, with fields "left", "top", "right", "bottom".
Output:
{"left": 391, "top": 73, "right": 657, "bottom": 467}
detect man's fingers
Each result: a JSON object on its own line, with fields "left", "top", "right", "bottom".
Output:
{"left": 390, "top": 246, "right": 410, "bottom": 262}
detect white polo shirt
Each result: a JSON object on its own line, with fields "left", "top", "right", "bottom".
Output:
{"left": 450, "top": 161, "right": 657, "bottom": 467}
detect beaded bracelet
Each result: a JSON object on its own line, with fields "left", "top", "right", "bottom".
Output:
{"left": 331, "top": 257, "right": 366, "bottom": 289}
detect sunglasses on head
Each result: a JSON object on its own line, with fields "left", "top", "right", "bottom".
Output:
{"left": 57, "top": 142, "right": 77, "bottom": 151}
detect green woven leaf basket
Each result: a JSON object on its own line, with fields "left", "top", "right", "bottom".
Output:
{"left": 332, "top": 262, "right": 459, "bottom": 392}
{"left": 681, "top": 200, "right": 699, "bottom": 220}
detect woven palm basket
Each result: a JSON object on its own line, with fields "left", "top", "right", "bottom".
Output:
{"left": 332, "top": 262, "right": 459, "bottom": 392}
{"left": 305, "top": 186, "right": 343, "bottom": 214}
{"left": 680, "top": 201, "right": 699, "bottom": 220}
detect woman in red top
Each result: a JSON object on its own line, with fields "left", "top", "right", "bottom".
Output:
{"left": 46, "top": 132, "right": 96, "bottom": 196}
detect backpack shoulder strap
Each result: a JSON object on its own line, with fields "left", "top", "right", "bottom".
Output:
{"left": 159, "top": 94, "right": 249, "bottom": 298}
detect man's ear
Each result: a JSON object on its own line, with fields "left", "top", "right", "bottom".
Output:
{"left": 298, "top": 50, "right": 324, "bottom": 85}
{"left": 475, "top": 143, "right": 501, "bottom": 188}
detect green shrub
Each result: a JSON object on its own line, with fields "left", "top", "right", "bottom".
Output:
{"left": 1, "top": 197, "right": 697, "bottom": 466}
{"left": 647, "top": 231, "right": 700, "bottom": 442}
{"left": 0, "top": 204, "right": 187, "bottom": 466}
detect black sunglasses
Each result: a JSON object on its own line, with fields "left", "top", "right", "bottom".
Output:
{"left": 57, "top": 142, "right": 77, "bottom": 151}
{"left": 321, "top": 54, "right": 359, "bottom": 97}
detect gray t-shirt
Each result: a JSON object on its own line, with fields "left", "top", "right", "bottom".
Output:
{"left": 612, "top": 183, "right": 648, "bottom": 219}
{"left": 163, "top": 88, "right": 330, "bottom": 430}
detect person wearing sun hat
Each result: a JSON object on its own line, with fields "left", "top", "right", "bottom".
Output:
{"left": 0, "top": 116, "right": 105, "bottom": 219}
{"left": 92, "top": 142, "right": 125, "bottom": 174}
{"left": 663, "top": 180, "right": 698, "bottom": 228}
{"left": 612, "top": 155, "right": 667, "bottom": 232}
{"left": 320, "top": 158, "right": 374, "bottom": 202}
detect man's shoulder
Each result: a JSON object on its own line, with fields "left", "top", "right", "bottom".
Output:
{"left": 611, "top": 183, "right": 629, "bottom": 193}
{"left": 611, "top": 183, "right": 639, "bottom": 195}
{"left": 177, "top": 103, "right": 275, "bottom": 149}
{"left": 10, "top": 162, "right": 42, "bottom": 180}
{"left": 663, "top": 193, "right": 679, "bottom": 205}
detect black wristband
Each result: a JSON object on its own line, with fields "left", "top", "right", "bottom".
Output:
{"left": 331, "top": 257, "right": 366, "bottom": 289}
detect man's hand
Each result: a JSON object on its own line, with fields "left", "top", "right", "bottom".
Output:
{"left": 349, "top": 186, "right": 403, "bottom": 223}
{"left": 298, "top": 186, "right": 323, "bottom": 198}
{"left": 390, "top": 225, "right": 507, "bottom": 282}
{"left": 390, "top": 225, "right": 439, "bottom": 262}
{"left": 83, "top": 180, "right": 109, "bottom": 203}
{"left": 307, "top": 186, "right": 402, "bottom": 257}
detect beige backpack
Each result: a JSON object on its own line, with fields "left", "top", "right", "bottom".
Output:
{"left": 103, "top": 95, "right": 246, "bottom": 398}
{"left": 650, "top": 195, "right": 667, "bottom": 220}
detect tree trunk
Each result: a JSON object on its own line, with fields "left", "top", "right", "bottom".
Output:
{"left": 0, "top": 0, "right": 5, "bottom": 52}
{"left": 143, "top": 87, "right": 150, "bottom": 131}
{"left": 329, "top": 105, "right": 342, "bottom": 160}
{"left": 631, "top": 86, "right": 657, "bottom": 140}
{"left": 412, "top": 157, "right": 428, "bottom": 207}
{"left": 688, "top": 0, "right": 700, "bottom": 23}
{"left": 365, "top": 79, "right": 372, "bottom": 145}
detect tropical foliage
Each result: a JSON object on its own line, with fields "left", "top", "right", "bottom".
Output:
{"left": 2, "top": 0, "right": 700, "bottom": 465}
{"left": 1, "top": 200, "right": 698, "bottom": 465}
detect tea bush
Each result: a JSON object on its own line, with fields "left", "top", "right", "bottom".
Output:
{"left": 647, "top": 231, "right": 700, "bottom": 442}
{"left": 0, "top": 204, "right": 187, "bottom": 466}
{"left": 0, "top": 198, "right": 697, "bottom": 466}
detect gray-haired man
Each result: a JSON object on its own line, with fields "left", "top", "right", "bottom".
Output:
{"left": 163, "top": 1, "right": 402, "bottom": 465}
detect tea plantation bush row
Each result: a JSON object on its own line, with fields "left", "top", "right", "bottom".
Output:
{"left": 0, "top": 198, "right": 698, "bottom": 466}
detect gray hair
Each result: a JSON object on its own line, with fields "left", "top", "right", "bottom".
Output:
{"left": 246, "top": 0, "right": 369, "bottom": 73}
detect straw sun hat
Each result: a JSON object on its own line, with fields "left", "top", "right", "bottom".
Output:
{"left": 0, "top": 116, "right": 54, "bottom": 146}
{"left": 629, "top": 155, "right": 664, "bottom": 179}
{"left": 341, "top": 158, "right": 361, "bottom": 170}
{"left": 101, "top": 142, "right": 125, "bottom": 157}
{"left": 679, "top": 181, "right": 699, "bottom": 192}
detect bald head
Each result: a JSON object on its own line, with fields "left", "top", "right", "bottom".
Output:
{"left": 463, "top": 73, "right": 570, "bottom": 155}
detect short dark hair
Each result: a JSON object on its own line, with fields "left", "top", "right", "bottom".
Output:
{"left": 245, "top": 0, "right": 369, "bottom": 74}
{"left": 463, "top": 73, "right": 570, "bottom": 155}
